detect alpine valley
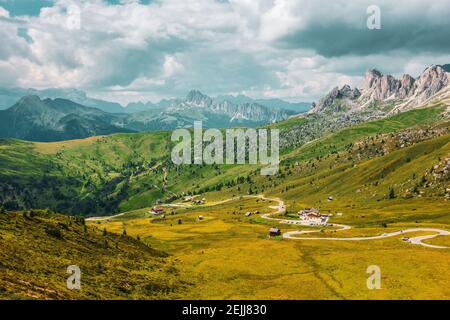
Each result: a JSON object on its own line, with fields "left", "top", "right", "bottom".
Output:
{"left": 1, "top": 65, "right": 449, "bottom": 300}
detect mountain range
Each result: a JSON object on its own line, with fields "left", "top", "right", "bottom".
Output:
{"left": 281, "top": 64, "right": 450, "bottom": 150}
{"left": 0, "top": 86, "right": 308, "bottom": 113}
{"left": 214, "top": 94, "right": 311, "bottom": 113}
{"left": 0, "top": 90, "right": 296, "bottom": 141}
{"left": 310, "top": 64, "right": 450, "bottom": 115}
{"left": 1, "top": 64, "right": 448, "bottom": 143}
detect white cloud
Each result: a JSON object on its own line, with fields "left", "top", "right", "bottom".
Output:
{"left": 0, "top": 6, "right": 10, "bottom": 17}
{"left": 0, "top": 0, "right": 448, "bottom": 104}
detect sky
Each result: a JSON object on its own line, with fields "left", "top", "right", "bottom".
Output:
{"left": 0, "top": 0, "right": 449, "bottom": 104}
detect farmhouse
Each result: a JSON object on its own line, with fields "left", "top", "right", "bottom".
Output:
{"left": 299, "top": 208, "right": 321, "bottom": 219}
{"left": 298, "top": 208, "right": 330, "bottom": 224}
{"left": 149, "top": 207, "right": 165, "bottom": 215}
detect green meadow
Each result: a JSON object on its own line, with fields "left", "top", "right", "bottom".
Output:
{"left": 1, "top": 105, "right": 449, "bottom": 299}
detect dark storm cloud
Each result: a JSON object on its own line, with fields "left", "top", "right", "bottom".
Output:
{"left": 277, "top": 1, "right": 450, "bottom": 57}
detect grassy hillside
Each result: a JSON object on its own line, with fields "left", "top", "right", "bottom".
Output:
{"left": 0, "top": 105, "right": 448, "bottom": 216}
{"left": 0, "top": 209, "right": 186, "bottom": 299}
{"left": 92, "top": 197, "right": 450, "bottom": 299}
{"left": 1, "top": 104, "right": 450, "bottom": 300}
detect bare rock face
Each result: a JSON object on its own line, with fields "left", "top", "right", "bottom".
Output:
{"left": 310, "top": 85, "right": 360, "bottom": 113}
{"left": 377, "top": 74, "right": 400, "bottom": 100}
{"left": 414, "top": 65, "right": 449, "bottom": 100}
{"left": 340, "top": 85, "right": 361, "bottom": 99}
{"left": 398, "top": 74, "right": 415, "bottom": 98}
{"left": 361, "top": 69, "right": 383, "bottom": 90}
{"left": 360, "top": 65, "right": 449, "bottom": 102}
{"left": 361, "top": 70, "right": 401, "bottom": 100}
{"left": 309, "top": 64, "right": 450, "bottom": 116}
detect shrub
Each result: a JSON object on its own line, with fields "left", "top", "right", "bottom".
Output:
{"left": 388, "top": 188, "right": 396, "bottom": 199}
{"left": 45, "top": 226, "right": 63, "bottom": 239}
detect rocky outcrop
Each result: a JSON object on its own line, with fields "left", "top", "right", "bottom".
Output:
{"left": 414, "top": 65, "right": 449, "bottom": 100}
{"left": 361, "top": 70, "right": 401, "bottom": 100}
{"left": 398, "top": 74, "right": 415, "bottom": 98}
{"left": 311, "top": 64, "right": 450, "bottom": 115}
{"left": 361, "top": 65, "right": 449, "bottom": 102}
{"left": 310, "top": 85, "right": 360, "bottom": 113}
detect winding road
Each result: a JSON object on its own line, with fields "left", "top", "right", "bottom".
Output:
{"left": 247, "top": 195, "right": 450, "bottom": 249}
{"left": 87, "top": 194, "right": 450, "bottom": 249}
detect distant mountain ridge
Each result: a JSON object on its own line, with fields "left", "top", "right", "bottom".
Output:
{"left": 122, "top": 90, "right": 296, "bottom": 132}
{"left": 0, "top": 96, "right": 132, "bottom": 142}
{"left": 0, "top": 90, "right": 296, "bottom": 141}
{"left": 214, "top": 94, "right": 311, "bottom": 113}
{"left": 169, "top": 90, "right": 294, "bottom": 123}
{"left": 0, "top": 87, "right": 125, "bottom": 113}
{"left": 0, "top": 86, "right": 308, "bottom": 114}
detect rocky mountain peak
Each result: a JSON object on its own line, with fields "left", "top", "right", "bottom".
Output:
{"left": 361, "top": 70, "right": 401, "bottom": 100}
{"left": 310, "top": 85, "right": 361, "bottom": 113}
{"left": 414, "top": 65, "right": 449, "bottom": 100}
{"left": 361, "top": 69, "right": 383, "bottom": 90}
{"left": 340, "top": 85, "right": 361, "bottom": 99}
{"left": 360, "top": 65, "right": 449, "bottom": 102}
{"left": 310, "top": 64, "right": 450, "bottom": 116}
{"left": 185, "top": 90, "right": 212, "bottom": 106}
{"left": 174, "top": 89, "right": 294, "bottom": 123}
{"left": 18, "top": 94, "right": 41, "bottom": 104}
{"left": 11, "top": 95, "right": 47, "bottom": 114}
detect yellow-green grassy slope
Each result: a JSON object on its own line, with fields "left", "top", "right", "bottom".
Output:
{"left": 95, "top": 197, "right": 450, "bottom": 300}
{"left": 0, "top": 209, "right": 187, "bottom": 299}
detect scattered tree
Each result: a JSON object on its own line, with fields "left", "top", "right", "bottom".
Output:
{"left": 388, "top": 188, "right": 395, "bottom": 199}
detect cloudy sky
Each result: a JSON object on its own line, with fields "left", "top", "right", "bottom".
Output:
{"left": 0, "top": 0, "right": 449, "bottom": 104}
